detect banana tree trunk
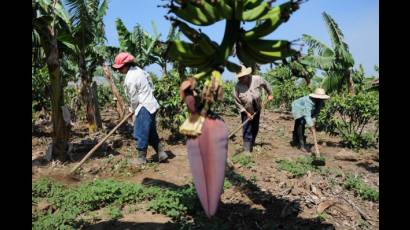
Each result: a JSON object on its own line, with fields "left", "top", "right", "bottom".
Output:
{"left": 79, "top": 56, "right": 102, "bottom": 133}
{"left": 44, "top": 25, "right": 69, "bottom": 161}
{"left": 347, "top": 70, "right": 355, "bottom": 95}
{"left": 103, "top": 65, "right": 126, "bottom": 120}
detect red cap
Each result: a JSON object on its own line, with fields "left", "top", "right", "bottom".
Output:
{"left": 112, "top": 52, "right": 135, "bottom": 69}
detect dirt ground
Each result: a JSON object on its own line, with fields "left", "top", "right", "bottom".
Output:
{"left": 32, "top": 108, "right": 379, "bottom": 230}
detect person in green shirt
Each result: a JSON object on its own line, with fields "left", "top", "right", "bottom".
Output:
{"left": 291, "top": 88, "right": 330, "bottom": 156}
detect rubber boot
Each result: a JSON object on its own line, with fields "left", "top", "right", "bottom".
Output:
{"left": 298, "top": 136, "right": 309, "bottom": 153}
{"left": 155, "top": 142, "right": 168, "bottom": 162}
{"left": 290, "top": 131, "right": 299, "bottom": 147}
{"left": 136, "top": 150, "right": 147, "bottom": 165}
{"left": 242, "top": 141, "right": 252, "bottom": 157}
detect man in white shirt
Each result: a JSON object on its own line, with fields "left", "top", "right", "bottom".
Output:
{"left": 112, "top": 52, "right": 168, "bottom": 165}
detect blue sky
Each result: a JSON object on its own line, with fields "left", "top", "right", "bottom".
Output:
{"left": 103, "top": 0, "right": 379, "bottom": 80}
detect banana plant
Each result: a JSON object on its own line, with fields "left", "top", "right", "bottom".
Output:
{"left": 164, "top": 0, "right": 305, "bottom": 104}
{"left": 300, "top": 12, "right": 356, "bottom": 95}
{"left": 64, "top": 0, "right": 109, "bottom": 133}
{"left": 116, "top": 19, "right": 165, "bottom": 68}
{"left": 33, "top": 0, "right": 72, "bottom": 161}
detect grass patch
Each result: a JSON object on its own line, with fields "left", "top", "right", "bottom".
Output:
{"left": 232, "top": 154, "right": 254, "bottom": 168}
{"left": 358, "top": 219, "right": 370, "bottom": 229}
{"left": 107, "top": 205, "right": 123, "bottom": 219}
{"left": 315, "top": 212, "right": 329, "bottom": 222}
{"left": 223, "top": 178, "right": 232, "bottom": 190}
{"left": 276, "top": 156, "right": 321, "bottom": 177}
{"left": 344, "top": 174, "right": 379, "bottom": 202}
{"left": 32, "top": 178, "right": 200, "bottom": 229}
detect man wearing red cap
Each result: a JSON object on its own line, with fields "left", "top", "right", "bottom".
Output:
{"left": 112, "top": 52, "right": 168, "bottom": 165}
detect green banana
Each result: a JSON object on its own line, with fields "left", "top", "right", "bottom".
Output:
{"left": 242, "top": 2, "right": 270, "bottom": 21}
{"left": 243, "top": 1, "right": 298, "bottom": 40}
{"left": 168, "top": 40, "right": 205, "bottom": 61}
{"left": 244, "top": 0, "right": 264, "bottom": 10}
{"left": 193, "top": 68, "right": 213, "bottom": 80}
{"left": 174, "top": 20, "right": 198, "bottom": 41}
{"left": 176, "top": 20, "right": 216, "bottom": 56}
{"left": 213, "top": 0, "right": 233, "bottom": 20}
{"left": 246, "top": 39, "right": 291, "bottom": 52}
{"left": 236, "top": 43, "right": 257, "bottom": 66}
{"left": 243, "top": 10, "right": 281, "bottom": 40}
{"left": 172, "top": 3, "right": 214, "bottom": 26}
{"left": 226, "top": 60, "right": 242, "bottom": 73}
{"left": 242, "top": 43, "right": 273, "bottom": 64}
{"left": 197, "top": 0, "right": 222, "bottom": 22}
{"left": 245, "top": 40, "right": 298, "bottom": 62}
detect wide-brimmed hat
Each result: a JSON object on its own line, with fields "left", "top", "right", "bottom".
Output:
{"left": 112, "top": 52, "right": 135, "bottom": 69}
{"left": 235, "top": 65, "right": 252, "bottom": 79}
{"left": 309, "top": 88, "right": 330, "bottom": 99}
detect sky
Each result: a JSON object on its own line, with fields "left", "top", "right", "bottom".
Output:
{"left": 102, "top": 0, "right": 379, "bottom": 80}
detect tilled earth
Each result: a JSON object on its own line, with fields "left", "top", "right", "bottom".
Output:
{"left": 32, "top": 109, "right": 379, "bottom": 230}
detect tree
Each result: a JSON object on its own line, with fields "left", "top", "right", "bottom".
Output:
{"left": 301, "top": 12, "right": 355, "bottom": 95}
{"left": 33, "top": 0, "right": 72, "bottom": 161}
{"left": 65, "top": 0, "right": 109, "bottom": 133}
{"left": 115, "top": 19, "right": 164, "bottom": 69}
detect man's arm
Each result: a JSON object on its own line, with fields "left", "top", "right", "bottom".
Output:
{"left": 260, "top": 76, "right": 273, "bottom": 101}
{"left": 125, "top": 77, "right": 140, "bottom": 112}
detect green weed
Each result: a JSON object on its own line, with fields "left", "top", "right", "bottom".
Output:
{"left": 276, "top": 156, "right": 320, "bottom": 177}
{"left": 232, "top": 154, "right": 254, "bottom": 169}
{"left": 32, "top": 178, "right": 200, "bottom": 229}
{"left": 344, "top": 174, "right": 379, "bottom": 202}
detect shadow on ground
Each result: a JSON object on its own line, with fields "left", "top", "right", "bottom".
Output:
{"left": 85, "top": 170, "right": 335, "bottom": 230}
{"left": 357, "top": 161, "right": 379, "bottom": 173}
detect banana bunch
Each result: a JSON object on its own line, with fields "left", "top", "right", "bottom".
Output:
{"left": 235, "top": 0, "right": 301, "bottom": 65}
{"left": 242, "top": 1, "right": 300, "bottom": 40}
{"left": 169, "top": 0, "right": 233, "bottom": 26}
{"left": 237, "top": 39, "right": 298, "bottom": 64}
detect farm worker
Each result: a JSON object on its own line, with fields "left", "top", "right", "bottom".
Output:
{"left": 112, "top": 52, "right": 168, "bottom": 165}
{"left": 290, "top": 88, "right": 330, "bottom": 156}
{"left": 233, "top": 65, "right": 273, "bottom": 155}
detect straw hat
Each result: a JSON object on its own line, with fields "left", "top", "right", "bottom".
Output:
{"left": 235, "top": 65, "right": 252, "bottom": 79}
{"left": 309, "top": 88, "right": 330, "bottom": 99}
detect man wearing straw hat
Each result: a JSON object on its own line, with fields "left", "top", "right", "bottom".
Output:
{"left": 291, "top": 88, "right": 330, "bottom": 156}
{"left": 233, "top": 65, "right": 273, "bottom": 156}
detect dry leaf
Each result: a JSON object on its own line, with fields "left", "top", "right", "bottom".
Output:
{"left": 317, "top": 200, "right": 337, "bottom": 214}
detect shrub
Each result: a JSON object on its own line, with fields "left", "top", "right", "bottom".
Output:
{"left": 316, "top": 92, "right": 379, "bottom": 149}
{"left": 152, "top": 71, "right": 187, "bottom": 140}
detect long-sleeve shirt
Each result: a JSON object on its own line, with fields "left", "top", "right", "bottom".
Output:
{"left": 291, "top": 96, "right": 315, "bottom": 127}
{"left": 233, "top": 75, "right": 272, "bottom": 113}
{"left": 123, "top": 66, "right": 160, "bottom": 116}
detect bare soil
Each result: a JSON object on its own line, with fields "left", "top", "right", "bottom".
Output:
{"left": 32, "top": 108, "right": 379, "bottom": 230}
